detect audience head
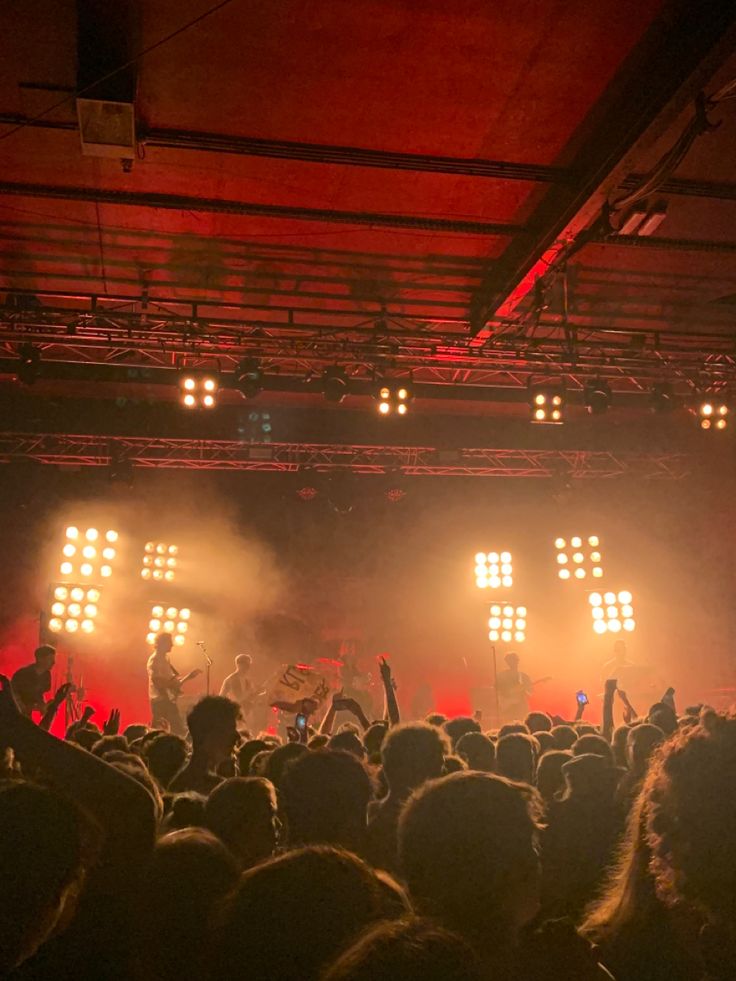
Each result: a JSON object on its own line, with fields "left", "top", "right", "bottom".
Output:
{"left": 249, "top": 749, "right": 272, "bottom": 775}
{"left": 145, "top": 733, "right": 188, "bottom": 788}
{"left": 321, "top": 917, "right": 485, "bottom": 981}
{"left": 91, "top": 734, "right": 128, "bottom": 758}
{"left": 536, "top": 749, "right": 572, "bottom": 803}
{"left": 329, "top": 729, "right": 366, "bottom": 759}
{"left": 575, "top": 723, "right": 597, "bottom": 736}
{"left": 363, "top": 721, "right": 388, "bottom": 758}
{"left": 399, "top": 772, "right": 542, "bottom": 949}
{"left": 263, "top": 741, "right": 308, "bottom": 789}
{"left": 309, "top": 733, "right": 330, "bottom": 750}
{"left": 648, "top": 702, "right": 678, "bottom": 737}
{"left": 561, "top": 753, "right": 619, "bottom": 801}
{"left": 66, "top": 724, "right": 101, "bottom": 752}
{"left": 281, "top": 750, "right": 371, "bottom": 852}
{"left": 205, "top": 776, "right": 278, "bottom": 868}
{"left": 123, "top": 723, "right": 148, "bottom": 744}
{"left": 550, "top": 724, "right": 577, "bottom": 750}
{"left": 442, "top": 754, "right": 467, "bottom": 775}
{"left": 496, "top": 732, "right": 536, "bottom": 784}
{"left": 442, "top": 716, "right": 481, "bottom": 749}
{"left": 644, "top": 709, "right": 736, "bottom": 924}
{"left": 381, "top": 723, "right": 448, "bottom": 794}
{"left": 139, "top": 828, "right": 239, "bottom": 981}
{"left": 425, "top": 712, "right": 447, "bottom": 727}
{"left": 573, "top": 733, "right": 614, "bottom": 765}
{"left": 526, "top": 711, "right": 553, "bottom": 734}
{"left": 238, "top": 738, "right": 270, "bottom": 774}
{"left": 455, "top": 731, "right": 495, "bottom": 772}
{"left": 160, "top": 791, "right": 207, "bottom": 832}
{"left": 498, "top": 721, "right": 530, "bottom": 737}
{"left": 217, "top": 846, "right": 393, "bottom": 981}
{"left": 186, "top": 695, "right": 241, "bottom": 761}
{"left": 534, "top": 731, "right": 555, "bottom": 755}
{"left": 0, "top": 782, "right": 96, "bottom": 972}
{"left": 627, "top": 722, "right": 664, "bottom": 773}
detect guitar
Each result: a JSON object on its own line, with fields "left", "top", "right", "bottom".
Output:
{"left": 497, "top": 675, "right": 552, "bottom": 716}
{"left": 161, "top": 668, "right": 202, "bottom": 699}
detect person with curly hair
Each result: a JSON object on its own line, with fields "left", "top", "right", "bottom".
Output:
{"left": 642, "top": 708, "right": 736, "bottom": 980}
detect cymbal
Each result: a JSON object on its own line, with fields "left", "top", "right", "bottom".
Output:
{"left": 704, "top": 687, "right": 736, "bottom": 695}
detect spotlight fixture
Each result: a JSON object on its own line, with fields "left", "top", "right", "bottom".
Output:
{"left": 474, "top": 551, "right": 513, "bottom": 589}
{"left": 48, "top": 583, "right": 102, "bottom": 635}
{"left": 554, "top": 535, "right": 603, "bottom": 581}
{"left": 589, "top": 590, "right": 635, "bottom": 634}
{"left": 321, "top": 366, "right": 349, "bottom": 404}
{"left": 649, "top": 383, "right": 676, "bottom": 413}
{"left": 59, "top": 527, "right": 118, "bottom": 580}
{"left": 375, "top": 381, "right": 413, "bottom": 416}
{"left": 16, "top": 343, "right": 41, "bottom": 385}
{"left": 488, "top": 604, "right": 527, "bottom": 644}
{"left": 584, "top": 379, "right": 612, "bottom": 415}
{"left": 146, "top": 604, "right": 191, "bottom": 647}
{"left": 234, "top": 358, "right": 263, "bottom": 399}
{"left": 141, "top": 541, "right": 178, "bottom": 582}
{"left": 179, "top": 371, "right": 219, "bottom": 409}
{"left": 529, "top": 384, "right": 565, "bottom": 424}
{"left": 696, "top": 399, "right": 728, "bottom": 431}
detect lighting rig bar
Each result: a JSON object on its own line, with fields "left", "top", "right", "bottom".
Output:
{"left": 0, "top": 433, "right": 691, "bottom": 479}
{"left": 2, "top": 296, "right": 736, "bottom": 395}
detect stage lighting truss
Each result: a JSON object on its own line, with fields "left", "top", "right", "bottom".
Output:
{"left": 141, "top": 541, "right": 179, "bottom": 582}
{"left": 375, "top": 381, "right": 413, "bottom": 416}
{"left": 589, "top": 590, "right": 636, "bottom": 635}
{"left": 554, "top": 535, "right": 603, "bottom": 582}
{"left": 146, "top": 604, "right": 191, "bottom": 648}
{"left": 474, "top": 551, "right": 513, "bottom": 589}
{"left": 59, "top": 526, "right": 118, "bottom": 581}
{"left": 530, "top": 385, "right": 565, "bottom": 424}
{"left": 48, "top": 583, "right": 102, "bottom": 635}
{"left": 696, "top": 400, "right": 729, "bottom": 431}
{"left": 488, "top": 604, "right": 527, "bottom": 644}
{"left": 179, "top": 371, "right": 219, "bottom": 409}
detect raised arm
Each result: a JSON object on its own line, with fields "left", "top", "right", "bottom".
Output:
{"left": 38, "top": 682, "right": 74, "bottom": 732}
{"left": 602, "top": 678, "right": 616, "bottom": 742}
{"left": 0, "top": 675, "right": 156, "bottom": 865}
{"left": 379, "top": 657, "right": 400, "bottom": 727}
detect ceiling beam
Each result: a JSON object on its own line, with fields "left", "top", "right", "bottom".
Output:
{"left": 0, "top": 180, "right": 521, "bottom": 236}
{"left": 468, "top": 1, "right": 736, "bottom": 337}
{"left": 2, "top": 113, "right": 735, "bottom": 200}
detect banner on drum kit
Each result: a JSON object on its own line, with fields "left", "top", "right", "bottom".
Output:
{"left": 268, "top": 663, "right": 330, "bottom": 709}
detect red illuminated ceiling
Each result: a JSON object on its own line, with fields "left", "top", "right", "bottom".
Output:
{"left": 0, "top": 0, "right": 735, "bottom": 418}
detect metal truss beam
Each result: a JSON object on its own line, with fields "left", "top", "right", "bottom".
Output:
{"left": 2, "top": 291, "right": 736, "bottom": 394}
{"left": 0, "top": 432, "right": 691, "bottom": 479}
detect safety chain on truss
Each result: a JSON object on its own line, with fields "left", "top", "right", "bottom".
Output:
{"left": 0, "top": 433, "right": 691, "bottom": 479}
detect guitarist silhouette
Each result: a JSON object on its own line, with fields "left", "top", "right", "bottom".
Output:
{"left": 147, "top": 632, "right": 202, "bottom": 736}
{"left": 496, "top": 651, "right": 535, "bottom": 723}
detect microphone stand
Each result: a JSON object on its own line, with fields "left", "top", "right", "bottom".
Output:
{"left": 198, "top": 641, "right": 213, "bottom": 695}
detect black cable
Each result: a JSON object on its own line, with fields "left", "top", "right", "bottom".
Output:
{"left": 0, "top": 0, "right": 238, "bottom": 144}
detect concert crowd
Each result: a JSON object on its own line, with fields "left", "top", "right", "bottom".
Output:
{"left": 1, "top": 641, "right": 736, "bottom": 981}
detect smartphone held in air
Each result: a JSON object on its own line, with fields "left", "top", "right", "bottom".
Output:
{"left": 576, "top": 690, "right": 589, "bottom": 706}
{"left": 295, "top": 713, "right": 307, "bottom": 731}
